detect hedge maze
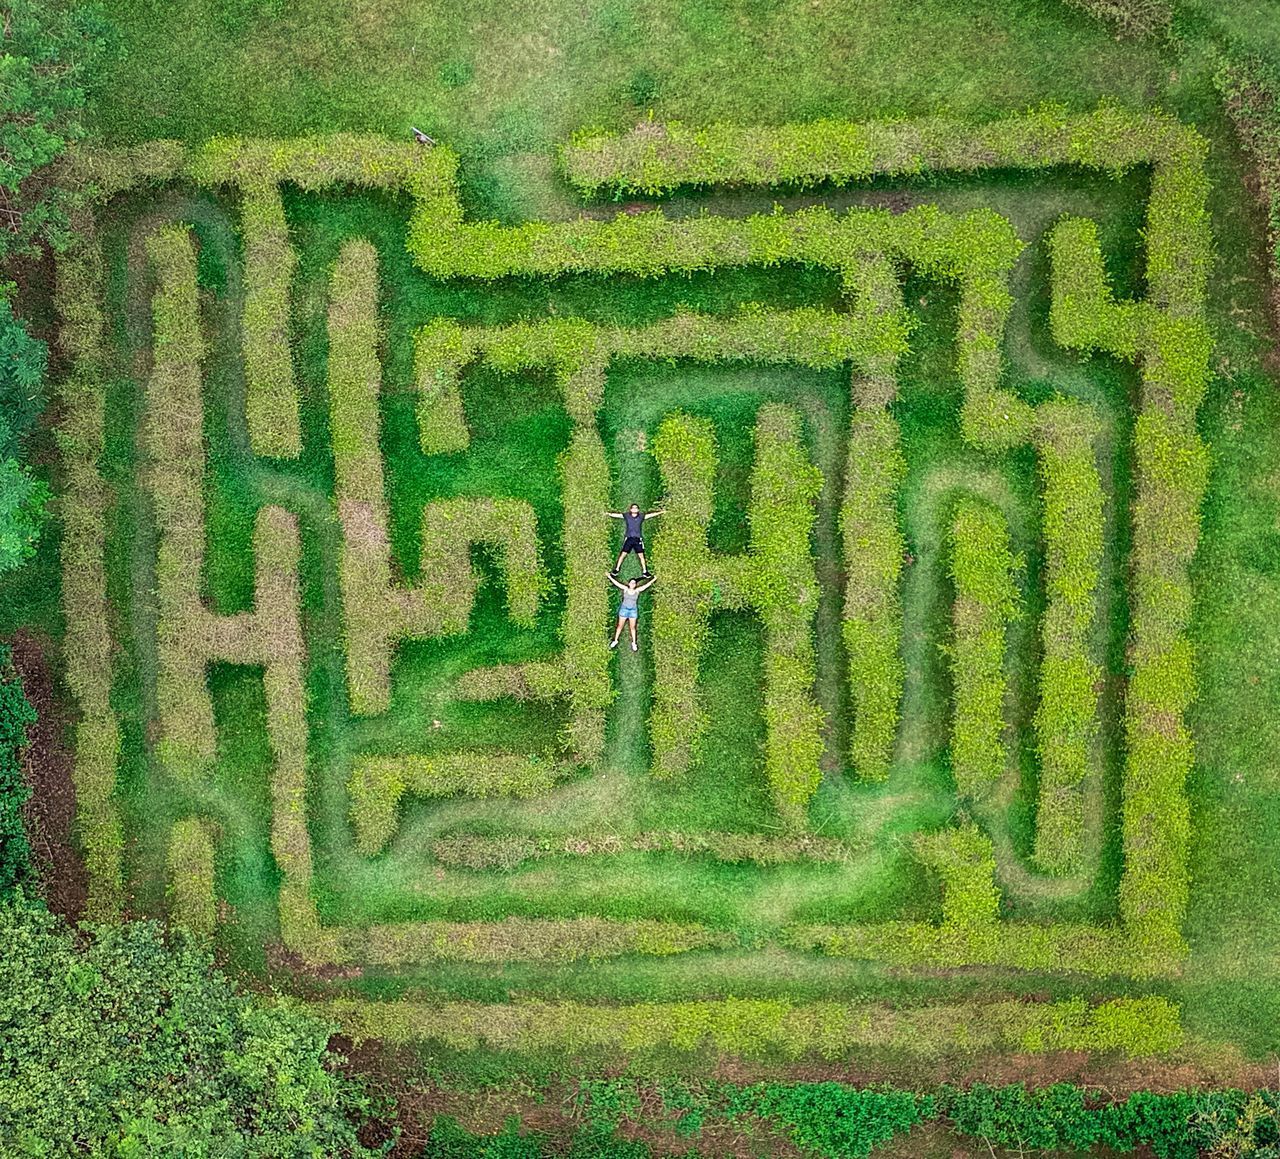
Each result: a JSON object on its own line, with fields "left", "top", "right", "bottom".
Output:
{"left": 54, "top": 107, "right": 1213, "bottom": 1062}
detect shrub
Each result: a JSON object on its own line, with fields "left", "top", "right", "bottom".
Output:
{"left": 320, "top": 995, "right": 1180, "bottom": 1059}
{"left": 0, "top": 649, "right": 35, "bottom": 896}
{"left": 948, "top": 499, "right": 1019, "bottom": 795}
{"left": 1033, "top": 402, "right": 1105, "bottom": 876}
{"left": 0, "top": 0, "right": 113, "bottom": 261}
{"left": 417, "top": 497, "right": 547, "bottom": 634}
{"left": 428, "top": 830, "right": 853, "bottom": 869}
{"left": 841, "top": 410, "right": 905, "bottom": 780}
{"left": 364, "top": 917, "right": 735, "bottom": 965}
{"left": 348, "top": 753, "right": 573, "bottom": 856}
{"left": 0, "top": 302, "right": 52, "bottom": 574}
{"left": 649, "top": 406, "right": 824, "bottom": 826}
{"left": 238, "top": 186, "right": 301, "bottom": 458}
{"left": 0, "top": 899, "right": 379, "bottom": 1156}
{"left": 1216, "top": 56, "right": 1280, "bottom": 326}
{"left": 747, "top": 1083, "right": 932, "bottom": 1159}
{"left": 52, "top": 212, "right": 122, "bottom": 922}
{"left": 166, "top": 818, "right": 217, "bottom": 940}
{"left": 414, "top": 319, "right": 474, "bottom": 454}
{"left": 143, "top": 225, "right": 218, "bottom": 787}
{"left": 1049, "top": 211, "right": 1211, "bottom": 962}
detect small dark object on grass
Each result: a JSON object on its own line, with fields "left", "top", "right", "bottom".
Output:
{"left": 411, "top": 126, "right": 436, "bottom": 146}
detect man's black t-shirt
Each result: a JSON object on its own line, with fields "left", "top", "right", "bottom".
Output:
{"left": 623, "top": 511, "right": 644, "bottom": 538}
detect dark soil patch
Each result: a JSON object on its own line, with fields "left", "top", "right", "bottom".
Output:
{"left": 10, "top": 628, "right": 87, "bottom": 922}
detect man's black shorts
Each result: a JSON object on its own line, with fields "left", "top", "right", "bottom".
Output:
{"left": 621, "top": 535, "right": 644, "bottom": 554}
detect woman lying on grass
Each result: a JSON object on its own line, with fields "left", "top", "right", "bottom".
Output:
{"left": 606, "top": 572, "right": 656, "bottom": 652}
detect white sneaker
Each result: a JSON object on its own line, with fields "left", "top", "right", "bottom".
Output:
{"left": 631, "top": 641, "right": 638, "bottom": 652}
{"left": 609, "top": 638, "right": 619, "bottom": 649}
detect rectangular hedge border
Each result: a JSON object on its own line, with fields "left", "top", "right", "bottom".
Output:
{"left": 318, "top": 994, "right": 1182, "bottom": 1059}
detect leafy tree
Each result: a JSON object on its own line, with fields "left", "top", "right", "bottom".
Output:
{"left": 0, "top": 0, "right": 112, "bottom": 258}
{"left": 0, "top": 900, "right": 386, "bottom": 1157}
{"left": 0, "top": 645, "right": 33, "bottom": 895}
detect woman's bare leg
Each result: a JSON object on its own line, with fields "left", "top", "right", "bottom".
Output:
{"left": 611, "top": 616, "right": 625, "bottom": 645}
{"left": 629, "top": 617, "right": 638, "bottom": 649}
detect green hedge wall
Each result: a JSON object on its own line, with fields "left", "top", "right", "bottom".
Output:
{"left": 948, "top": 499, "right": 1019, "bottom": 796}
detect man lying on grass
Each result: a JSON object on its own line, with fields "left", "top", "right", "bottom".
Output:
{"left": 606, "top": 572, "right": 656, "bottom": 652}
{"left": 607, "top": 503, "right": 664, "bottom": 577}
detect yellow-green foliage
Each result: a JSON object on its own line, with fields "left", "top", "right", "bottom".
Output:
{"left": 749, "top": 406, "right": 826, "bottom": 826}
{"left": 327, "top": 239, "right": 385, "bottom": 507}
{"left": 186, "top": 132, "right": 455, "bottom": 201}
{"left": 364, "top": 917, "right": 735, "bottom": 965}
{"left": 413, "top": 320, "right": 473, "bottom": 454}
{"left": 429, "top": 830, "right": 854, "bottom": 869}
{"left": 166, "top": 818, "right": 217, "bottom": 940}
{"left": 650, "top": 406, "right": 824, "bottom": 826}
{"left": 328, "top": 252, "right": 550, "bottom": 716}
{"left": 786, "top": 918, "right": 1164, "bottom": 978}
{"left": 1049, "top": 207, "right": 1211, "bottom": 960}
{"left": 238, "top": 186, "right": 300, "bottom": 458}
{"left": 560, "top": 108, "right": 1201, "bottom": 197}
{"left": 321, "top": 995, "right": 1181, "bottom": 1058}
{"left": 948, "top": 500, "right": 1019, "bottom": 796}
{"left": 841, "top": 410, "right": 905, "bottom": 780}
{"left": 349, "top": 753, "right": 573, "bottom": 856}
{"left": 418, "top": 497, "right": 547, "bottom": 633}
{"left": 53, "top": 213, "right": 123, "bottom": 923}
{"left": 1033, "top": 402, "right": 1105, "bottom": 876}
{"left": 916, "top": 823, "right": 1001, "bottom": 937}
{"left": 143, "top": 225, "right": 217, "bottom": 787}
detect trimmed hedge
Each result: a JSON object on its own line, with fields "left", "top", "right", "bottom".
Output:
{"left": 166, "top": 818, "right": 217, "bottom": 940}
{"left": 841, "top": 410, "right": 905, "bottom": 780}
{"left": 237, "top": 185, "right": 300, "bottom": 458}
{"left": 53, "top": 211, "right": 123, "bottom": 922}
{"left": 559, "top": 107, "right": 1202, "bottom": 197}
{"left": 414, "top": 319, "right": 473, "bottom": 454}
{"left": 948, "top": 499, "right": 1019, "bottom": 796}
{"left": 329, "top": 247, "right": 550, "bottom": 717}
{"left": 320, "top": 994, "right": 1181, "bottom": 1058}
{"left": 417, "top": 497, "right": 547, "bottom": 634}
{"left": 348, "top": 753, "right": 573, "bottom": 857}
{"left": 649, "top": 412, "right": 720, "bottom": 781}
{"left": 429, "top": 829, "right": 854, "bottom": 870}
{"left": 0, "top": 648, "right": 35, "bottom": 896}
{"left": 1217, "top": 56, "right": 1280, "bottom": 327}
{"left": 650, "top": 406, "right": 824, "bottom": 827}
{"left": 143, "top": 226, "right": 219, "bottom": 787}
{"left": 363, "top": 917, "right": 735, "bottom": 965}
{"left": 915, "top": 823, "right": 1000, "bottom": 938}
{"left": 1049, "top": 214, "right": 1211, "bottom": 960}
{"left": 1033, "top": 402, "right": 1105, "bottom": 876}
